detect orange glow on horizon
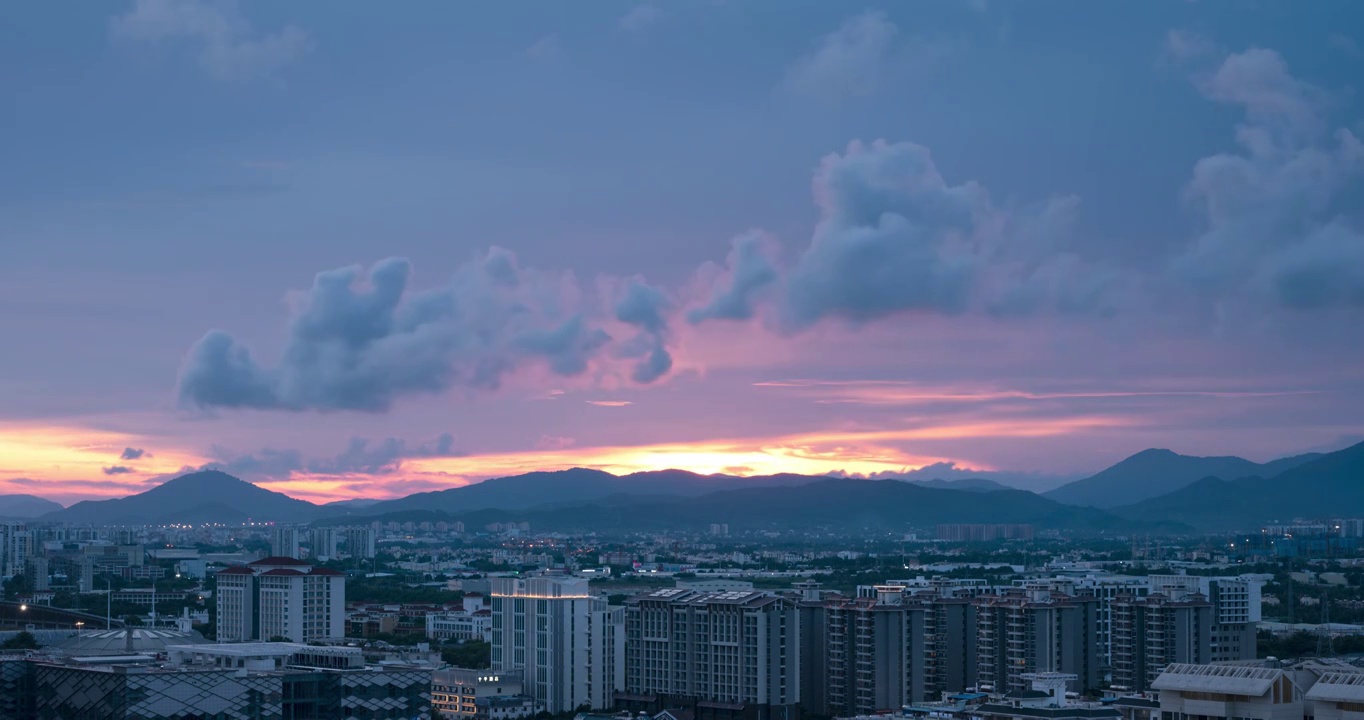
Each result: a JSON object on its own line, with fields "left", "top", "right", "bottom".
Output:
{"left": 3, "top": 414, "right": 1131, "bottom": 505}
{"left": 0, "top": 423, "right": 208, "bottom": 503}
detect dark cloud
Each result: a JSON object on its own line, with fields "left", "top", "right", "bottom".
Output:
{"left": 102, "top": 466, "right": 135, "bottom": 475}
{"left": 119, "top": 447, "right": 147, "bottom": 461}
{"left": 1268, "top": 223, "right": 1364, "bottom": 309}
{"left": 614, "top": 280, "right": 674, "bottom": 384}
{"left": 1176, "top": 48, "right": 1364, "bottom": 311}
{"left": 773, "top": 140, "right": 1112, "bottom": 328}
{"left": 178, "top": 250, "right": 615, "bottom": 412}
{"left": 781, "top": 141, "right": 982, "bottom": 328}
{"left": 687, "top": 233, "right": 779, "bottom": 323}
{"left": 201, "top": 433, "right": 457, "bottom": 479}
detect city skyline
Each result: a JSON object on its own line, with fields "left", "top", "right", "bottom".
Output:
{"left": 4, "top": 1, "right": 1364, "bottom": 505}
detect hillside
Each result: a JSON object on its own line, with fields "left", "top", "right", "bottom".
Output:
{"left": 1113, "top": 441, "right": 1364, "bottom": 530}
{"left": 0, "top": 494, "right": 64, "bottom": 518}
{"left": 1044, "top": 448, "right": 1319, "bottom": 508}
{"left": 355, "top": 467, "right": 820, "bottom": 516}
{"left": 904, "top": 477, "right": 1011, "bottom": 492}
{"left": 334, "top": 479, "right": 1173, "bottom": 534}
{"left": 42, "top": 471, "right": 320, "bottom": 525}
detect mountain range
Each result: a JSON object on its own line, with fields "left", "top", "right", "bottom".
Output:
{"left": 1042, "top": 448, "right": 1323, "bottom": 508}
{"left": 28, "top": 440, "right": 1364, "bottom": 532}
{"left": 0, "top": 494, "right": 64, "bottom": 519}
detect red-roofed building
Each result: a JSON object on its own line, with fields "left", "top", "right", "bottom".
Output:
{"left": 217, "top": 558, "right": 345, "bottom": 643}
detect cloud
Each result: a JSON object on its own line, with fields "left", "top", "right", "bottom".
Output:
{"left": 781, "top": 140, "right": 984, "bottom": 328}
{"left": 120, "top": 447, "right": 147, "bottom": 460}
{"left": 1266, "top": 222, "right": 1364, "bottom": 309}
{"left": 1162, "top": 29, "right": 1216, "bottom": 65}
{"left": 535, "top": 435, "right": 576, "bottom": 451}
{"left": 202, "top": 433, "right": 457, "bottom": 479}
{"left": 1175, "top": 48, "right": 1364, "bottom": 309}
{"left": 527, "top": 35, "right": 560, "bottom": 60}
{"left": 110, "top": 0, "right": 312, "bottom": 81}
{"left": 586, "top": 400, "right": 632, "bottom": 407}
{"left": 178, "top": 249, "right": 617, "bottom": 412}
{"left": 1199, "top": 47, "right": 1327, "bottom": 134}
{"left": 687, "top": 232, "right": 780, "bottom": 323}
{"left": 784, "top": 11, "right": 905, "bottom": 99}
{"left": 102, "top": 466, "right": 135, "bottom": 475}
{"left": 613, "top": 280, "right": 674, "bottom": 383}
{"left": 618, "top": 4, "right": 663, "bottom": 34}
{"left": 1328, "top": 34, "right": 1360, "bottom": 58}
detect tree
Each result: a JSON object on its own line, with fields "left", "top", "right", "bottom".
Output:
{"left": 441, "top": 640, "right": 491, "bottom": 669}
{"left": 268, "top": 635, "right": 292, "bottom": 642}
{"left": 1, "top": 631, "right": 40, "bottom": 650}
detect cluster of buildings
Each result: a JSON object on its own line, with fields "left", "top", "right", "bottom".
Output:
{"left": 467, "top": 572, "right": 1262, "bottom": 720}
{"left": 936, "top": 525, "right": 1036, "bottom": 542}
{"left": 0, "top": 638, "right": 435, "bottom": 719}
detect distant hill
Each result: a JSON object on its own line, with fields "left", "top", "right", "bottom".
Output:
{"left": 1043, "top": 448, "right": 1321, "bottom": 508}
{"left": 1113, "top": 441, "right": 1364, "bottom": 530}
{"left": 0, "top": 494, "right": 64, "bottom": 519}
{"left": 42, "top": 471, "right": 319, "bottom": 525}
{"left": 903, "top": 477, "right": 1011, "bottom": 492}
{"left": 329, "top": 479, "right": 1175, "bottom": 534}
{"left": 355, "top": 468, "right": 820, "bottom": 517}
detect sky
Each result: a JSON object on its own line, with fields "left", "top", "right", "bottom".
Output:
{"left": 3, "top": 1, "right": 1363, "bottom": 505}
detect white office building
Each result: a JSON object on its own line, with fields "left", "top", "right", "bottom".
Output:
{"left": 490, "top": 576, "right": 623, "bottom": 713}
{"left": 215, "top": 557, "right": 345, "bottom": 643}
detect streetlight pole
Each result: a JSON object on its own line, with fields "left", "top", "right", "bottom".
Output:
{"left": 106, "top": 577, "right": 112, "bottom": 630}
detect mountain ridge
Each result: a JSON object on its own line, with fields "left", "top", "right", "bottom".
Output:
{"left": 1044, "top": 448, "right": 1321, "bottom": 508}
{"left": 1112, "top": 441, "right": 1364, "bottom": 530}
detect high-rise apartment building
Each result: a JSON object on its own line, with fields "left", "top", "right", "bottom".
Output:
{"left": 621, "top": 588, "right": 800, "bottom": 720}
{"left": 489, "top": 576, "right": 623, "bottom": 713}
{"left": 0, "top": 522, "right": 31, "bottom": 581}
{"left": 309, "top": 527, "right": 338, "bottom": 561}
{"left": 808, "top": 585, "right": 975, "bottom": 716}
{"left": 215, "top": 557, "right": 345, "bottom": 643}
{"left": 1149, "top": 575, "right": 1261, "bottom": 662}
{"left": 270, "top": 525, "right": 300, "bottom": 559}
{"left": 974, "top": 590, "right": 1101, "bottom": 695}
{"left": 345, "top": 526, "right": 376, "bottom": 559}
{"left": 1110, "top": 592, "right": 1213, "bottom": 693}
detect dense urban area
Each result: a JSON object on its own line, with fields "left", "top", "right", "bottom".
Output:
{"left": 5, "top": 462, "right": 1364, "bottom": 720}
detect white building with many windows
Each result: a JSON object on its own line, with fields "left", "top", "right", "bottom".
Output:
{"left": 489, "top": 576, "right": 623, "bottom": 713}
{"left": 215, "top": 557, "right": 345, "bottom": 643}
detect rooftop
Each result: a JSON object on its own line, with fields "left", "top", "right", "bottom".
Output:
{"left": 1151, "top": 663, "right": 1285, "bottom": 696}
{"left": 55, "top": 628, "right": 209, "bottom": 656}
{"left": 1305, "top": 671, "right": 1364, "bottom": 703}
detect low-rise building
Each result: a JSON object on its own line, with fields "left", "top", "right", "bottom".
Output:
{"left": 433, "top": 668, "right": 537, "bottom": 720}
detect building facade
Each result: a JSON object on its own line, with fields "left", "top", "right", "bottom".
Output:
{"left": 215, "top": 557, "right": 345, "bottom": 643}
{"left": 1110, "top": 592, "right": 1213, "bottom": 693}
{"left": 432, "top": 668, "right": 538, "bottom": 720}
{"left": 489, "top": 576, "right": 623, "bottom": 713}
{"left": 0, "top": 523, "right": 31, "bottom": 581}
{"left": 805, "top": 585, "right": 975, "bottom": 716}
{"left": 1149, "top": 575, "right": 1261, "bottom": 662}
{"left": 269, "top": 526, "right": 300, "bottom": 560}
{"left": 621, "top": 588, "right": 800, "bottom": 720}
{"left": 345, "top": 527, "right": 377, "bottom": 559}
{"left": 974, "top": 590, "right": 1101, "bottom": 695}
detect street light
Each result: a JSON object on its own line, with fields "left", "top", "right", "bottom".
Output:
{"left": 76, "top": 621, "right": 84, "bottom": 636}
